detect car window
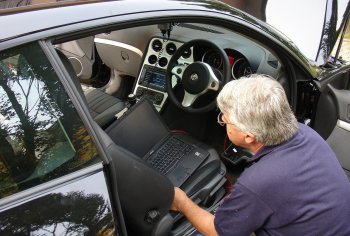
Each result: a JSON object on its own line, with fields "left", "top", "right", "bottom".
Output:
{"left": 331, "top": 19, "right": 350, "bottom": 62}
{"left": 0, "top": 42, "right": 99, "bottom": 199}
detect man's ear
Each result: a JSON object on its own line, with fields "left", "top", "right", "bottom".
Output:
{"left": 244, "top": 132, "right": 256, "bottom": 144}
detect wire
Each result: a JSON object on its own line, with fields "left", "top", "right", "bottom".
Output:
{"left": 223, "top": 134, "right": 229, "bottom": 150}
{"left": 225, "top": 175, "right": 234, "bottom": 193}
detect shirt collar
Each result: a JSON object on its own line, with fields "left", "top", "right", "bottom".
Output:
{"left": 248, "top": 127, "right": 299, "bottom": 163}
{"left": 248, "top": 145, "right": 275, "bottom": 162}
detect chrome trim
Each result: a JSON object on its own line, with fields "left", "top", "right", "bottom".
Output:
{"left": 67, "top": 56, "right": 83, "bottom": 77}
{"left": 0, "top": 162, "right": 104, "bottom": 211}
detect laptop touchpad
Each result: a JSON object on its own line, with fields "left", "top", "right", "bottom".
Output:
{"left": 168, "top": 165, "right": 192, "bottom": 187}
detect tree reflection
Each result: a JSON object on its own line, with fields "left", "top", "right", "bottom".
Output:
{"left": 0, "top": 43, "right": 97, "bottom": 198}
{"left": 318, "top": 0, "right": 338, "bottom": 63}
{"left": 0, "top": 191, "right": 114, "bottom": 235}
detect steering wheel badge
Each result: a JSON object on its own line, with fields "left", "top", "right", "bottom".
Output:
{"left": 182, "top": 62, "right": 210, "bottom": 95}
{"left": 190, "top": 73, "right": 198, "bottom": 81}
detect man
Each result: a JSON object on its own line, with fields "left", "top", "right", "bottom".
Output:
{"left": 171, "top": 74, "right": 350, "bottom": 235}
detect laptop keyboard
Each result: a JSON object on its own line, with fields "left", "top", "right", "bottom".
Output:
{"left": 148, "top": 136, "right": 194, "bottom": 174}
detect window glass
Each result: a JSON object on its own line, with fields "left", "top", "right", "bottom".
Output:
{"left": 331, "top": 20, "right": 350, "bottom": 62}
{"left": 0, "top": 43, "right": 98, "bottom": 198}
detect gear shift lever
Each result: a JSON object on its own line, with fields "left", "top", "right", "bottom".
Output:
{"left": 127, "top": 93, "right": 136, "bottom": 108}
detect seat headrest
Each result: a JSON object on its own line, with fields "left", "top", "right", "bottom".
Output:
{"left": 55, "top": 49, "right": 87, "bottom": 104}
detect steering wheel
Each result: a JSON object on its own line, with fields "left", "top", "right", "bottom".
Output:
{"left": 166, "top": 39, "right": 230, "bottom": 113}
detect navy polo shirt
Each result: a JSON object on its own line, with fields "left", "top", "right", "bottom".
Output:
{"left": 214, "top": 123, "right": 350, "bottom": 236}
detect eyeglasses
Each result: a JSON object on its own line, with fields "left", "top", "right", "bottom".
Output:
{"left": 217, "top": 112, "right": 235, "bottom": 126}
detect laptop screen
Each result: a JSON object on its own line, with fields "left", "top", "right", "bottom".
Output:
{"left": 105, "top": 98, "right": 169, "bottom": 157}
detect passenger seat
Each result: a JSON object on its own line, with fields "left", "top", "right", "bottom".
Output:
{"left": 57, "top": 49, "right": 126, "bottom": 127}
{"left": 84, "top": 87, "right": 125, "bottom": 127}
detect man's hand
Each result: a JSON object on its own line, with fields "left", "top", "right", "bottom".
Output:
{"left": 170, "top": 187, "right": 219, "bottom": 236}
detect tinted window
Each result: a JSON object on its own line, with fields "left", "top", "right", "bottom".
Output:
{"left": 0, "top": 43, "right": 98, "bottom": 198}
{"left": 331, "top": 19, "right": 350, "bottom": 62}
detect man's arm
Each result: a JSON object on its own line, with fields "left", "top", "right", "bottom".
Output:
{"left": 171, "top": 187, "right": 219, "bottom": 236}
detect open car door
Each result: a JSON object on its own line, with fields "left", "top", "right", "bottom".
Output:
{"left": 313, "top": 15, "right": 350, "bottom": 179}
{"left": 314, "top": 68, "right": 350, "bottom": 179}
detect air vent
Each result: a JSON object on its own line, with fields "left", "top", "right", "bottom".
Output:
{"left": 267, "top": 54, "right": 279, "bottom": 69}
{"left": 267, "top": 60, "right": 279, "bottom": 68}
{"left": 148, "top": 55, "right": 158, "bottom": 64}
{"left": 152, "top": 39, "right": 163, "bottom": 52}
{"left": 158, "top": 57, "right": 168, "bottom": 67}
{"left": 166, "top": 42, "right": 177, "bottom": 55}
{"left": 182, "top": 48, "right": 191, "bottom": 59}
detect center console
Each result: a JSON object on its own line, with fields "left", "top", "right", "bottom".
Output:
{"left": 133, "top": 37, "right": 193, "bottom": 110}
{"left": 136, "top": 65, "right": 167, "bottom": 105}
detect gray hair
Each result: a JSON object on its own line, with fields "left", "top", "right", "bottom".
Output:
{"left": 217, "top": 74, "right": 298, "bottom": 146}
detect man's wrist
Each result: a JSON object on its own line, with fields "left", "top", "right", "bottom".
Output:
{"left": 178, "top": 194, "right": 194, "bottom": 215}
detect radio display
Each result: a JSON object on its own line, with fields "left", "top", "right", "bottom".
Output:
{"left": 140, "top": 67, "right": 166, "bottom": 92}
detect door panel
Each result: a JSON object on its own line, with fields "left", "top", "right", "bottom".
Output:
{"left": 327, "top": 121, "right": 350, "bottom": 179}
{"left": 324, "top": 84, "right": 350, "bottom": 179}
{"left": 314, "top": 72, "right": 350, "bottom": 179}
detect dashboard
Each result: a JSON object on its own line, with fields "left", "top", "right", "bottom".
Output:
{"left": 89, "top": 23, "right": 283, "bottom": 111}
{"left": 133, "top": 37, "right": 256, "bottom": 110}
{"left": 63, "top": 23, "right": 283, "bottom": 113}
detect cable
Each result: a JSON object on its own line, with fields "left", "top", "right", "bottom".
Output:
{"left": 158, "top": 23, "right": 173, "bottom": 41}
{"left": 223, "top": 134, "right": 229, "bottom": 150}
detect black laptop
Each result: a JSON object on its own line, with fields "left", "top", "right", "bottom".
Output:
{"left": 105, "top": 98, "right": 209, "bottom": 187}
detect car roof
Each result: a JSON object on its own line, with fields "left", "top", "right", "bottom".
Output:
{"left": 0, "top": 0, "right": 348, "bottom": 66}
{"left": 0, "top": 0, "right": 209, "bottom": 41}
{"left": 0, "top": 0, "right": 98, "bottom": 13}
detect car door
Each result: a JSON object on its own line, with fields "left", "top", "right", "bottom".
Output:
{"left": 313, "top": 15, "right": 350, "bottom": 179}
{"left": 0, "top": 42, "right": 122, "bottom": 235}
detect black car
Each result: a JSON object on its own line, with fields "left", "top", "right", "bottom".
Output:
{"left": 0, "top": 0, "right": 349, "bottom": 235}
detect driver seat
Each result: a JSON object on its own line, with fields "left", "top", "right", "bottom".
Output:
{"left": 104, "top": 97, "right": 227, "bottom": 235}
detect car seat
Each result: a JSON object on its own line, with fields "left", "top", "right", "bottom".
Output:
{"left": 57, "top": 49, "right": 125, "bottom": 127}
{"left": 84, "top": 87, "right": 125, "bottom": 127}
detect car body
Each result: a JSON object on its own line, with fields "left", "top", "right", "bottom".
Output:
{"left": 0, "top": 0, "right": 350, "bottom": 235}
